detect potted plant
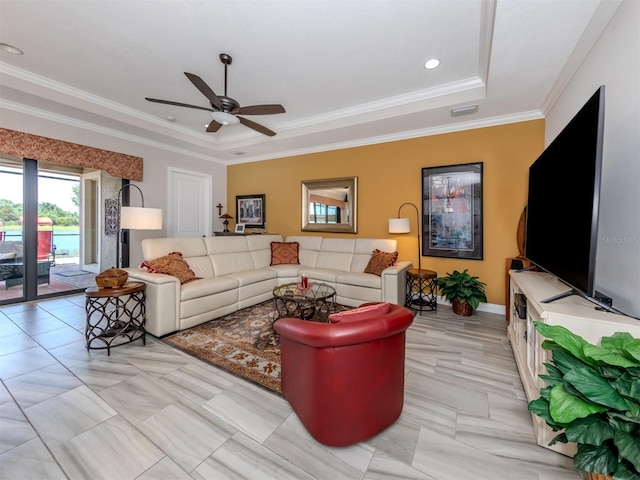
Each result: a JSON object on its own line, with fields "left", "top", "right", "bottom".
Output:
{"left": 435, "top": 269, "right": 487, "bottom": 316}
{"left": 528, "top": 322, "right": 640, "bottom": 480}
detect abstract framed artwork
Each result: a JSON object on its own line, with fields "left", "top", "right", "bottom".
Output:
{"left": 236, "top": 194, "right": 265, "bottom": 228}
{"left": 422, "top": 162, "right": 483, "bottom": 259}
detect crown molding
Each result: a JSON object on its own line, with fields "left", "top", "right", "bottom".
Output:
{"left": 226, "top": 109, "right": 544, "bottom": 165}
{"left": 1, "top": 100, "right": 226, "bottom": 164}
{"left": 540, "top": 0, "right": 623, "bottom": 115}
{"left": 3, "top": 94, "right": 543, "bottom": 168}
{"left": 1, "top": 61, "right": 488, "bottom": 149}
{"left": 0, "top": 63, "right": 224, "bottom": 146}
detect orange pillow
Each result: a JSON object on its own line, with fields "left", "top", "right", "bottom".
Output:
{"left": 271, "top": 241, "right": 300, "bottom": 265}
{"left": 140, "top": 251, "right": 200, "bottom": 284}
{"left": 364, "top": 249, "right": 398, "bottom": 276}
{"left": 329, "top": 302, "right": 391, "bottom": 323}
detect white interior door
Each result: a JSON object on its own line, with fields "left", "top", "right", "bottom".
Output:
{"left": 168, "top": 167, "right": 212, "bottom": 237}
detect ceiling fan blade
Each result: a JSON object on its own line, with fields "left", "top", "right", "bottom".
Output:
{"left": 206, "top": 120, "right": 222, "bottom": 133}
{"left": 238, "top": 116, "right": 277, "bottom": 137}
{"left": 145, "top": 97, "right": 214, "bottom": 112}
{"left": 184, "top": 72, "right": 223, "bottom": 110}
{"left": 234, "top": 104, "right": 286, "bottom": 116}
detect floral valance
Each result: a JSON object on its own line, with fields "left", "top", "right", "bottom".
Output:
{"left": 0, "top": 128, "right": 143, "bottom": 181}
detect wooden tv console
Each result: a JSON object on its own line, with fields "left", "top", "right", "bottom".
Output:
{"left": 507, "top": 270, "right": 640, "bottom": 456}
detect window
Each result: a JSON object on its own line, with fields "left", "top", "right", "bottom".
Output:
{"left": 309, "top": 203, "right": 340, "bottom": 224}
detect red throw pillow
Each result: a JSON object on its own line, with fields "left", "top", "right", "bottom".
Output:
{"left": 270, "top": 241, "right": 300, "bottom": 265}
{"left": 329, "top": 302, "right": 391, "bottom": 323}
{"left": 140, "top": 251, "right": 200, "bottom": 284}
{"left": 364, "top": 249, "right": 398, "bottom": 276}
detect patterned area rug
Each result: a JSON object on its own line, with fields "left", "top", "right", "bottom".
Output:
{"left": 163, "top": 300, "right": 350, "bottom": 393}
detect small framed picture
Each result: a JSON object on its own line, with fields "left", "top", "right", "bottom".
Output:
{"left": 236, "top": 194, "right": 265, "bottom": 228}
{"left": 235, "top": 224, "right": 245, "bottom": 234}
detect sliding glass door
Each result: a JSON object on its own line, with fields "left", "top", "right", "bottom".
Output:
{"left": 0, "top": 157, "right": 97, "bottom": 304}
{"left": 0, "top": 158, "right": 26, "bottom": 301}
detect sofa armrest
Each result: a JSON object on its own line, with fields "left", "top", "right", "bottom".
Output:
{"left": 125, "top": 267, "right": 181, "bottom": 337}
{"left": 380, "top": 260, "right": 411, "bottom": 304}
{"left": 125, "top": 267, "right": 179, "bottom": 285}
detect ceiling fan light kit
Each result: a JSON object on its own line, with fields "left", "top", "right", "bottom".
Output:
{"left": 211, "top": 111, "right": 240, "bottom": 125}
{"left": 146, "top": 53, "right": 285, "bottom": 136}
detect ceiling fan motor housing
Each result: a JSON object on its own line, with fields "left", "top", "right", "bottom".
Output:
{"left": 215, "top": 96, "right": 240, "bottom": 112}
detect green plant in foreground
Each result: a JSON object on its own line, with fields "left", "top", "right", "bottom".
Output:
{"left": 435, "top": 269, "right": 487, "bottom": 310}
{"left": 528, "top": 322, "right": 640, "bottom": 479}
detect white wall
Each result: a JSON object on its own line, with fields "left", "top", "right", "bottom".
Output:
{"left": 545, "top": 0, "right": 639, "bottom": 318}
{"left": 0, "top": 109, "right": 228, "bottom": 267}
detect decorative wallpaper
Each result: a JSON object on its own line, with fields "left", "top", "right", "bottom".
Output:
{"left": 0, "top": 128, "right": 143, "bottom": 181}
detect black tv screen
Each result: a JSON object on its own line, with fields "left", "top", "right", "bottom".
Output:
{"left": 525, "top": 86, "right": 605, "bottom": 298}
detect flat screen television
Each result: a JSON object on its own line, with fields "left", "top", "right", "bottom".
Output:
{"left": 525, "top": 86, "right": 605, "bottom": 301}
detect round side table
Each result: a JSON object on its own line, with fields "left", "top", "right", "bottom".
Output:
{"left": 405, "top": 268, "right": 438, "bottom": 313}
{"left": 85, "top": 281, "right": 146, "bottom": 355}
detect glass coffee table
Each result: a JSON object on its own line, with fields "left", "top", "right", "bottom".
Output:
{"left": 273, "top": 282, "right": 336, "bottom": 322}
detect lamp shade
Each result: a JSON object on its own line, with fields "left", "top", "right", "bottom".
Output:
{"left": 121, "top": 207, "right": 163, "bottom": 230}
{"left": 388, "top": 218, "right": 411, "bottom": 234}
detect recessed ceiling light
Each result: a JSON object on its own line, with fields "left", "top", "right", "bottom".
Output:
{"left": 0, "top": 43, "right": 24, "bottom": 55}
{"left": 424, "top": 58, "right": 440, "bottom": 70}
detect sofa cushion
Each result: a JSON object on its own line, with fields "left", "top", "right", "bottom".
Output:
{"left": 335, "top": 271, "right": 382, "bottom": 288}
{"left": 267, "top": 263, "right": 304, "bottom": 278}
{"left": 226, "top": 268, "right": 277, "bottom": 287}
{"left": 142, "top": 237, "right": 207, "bottom": 261}
{"left": 141, "top": 252, "right": 201, "bottom": 284}
{"left": 352, "top": 238, "right": 397, "bottom": 272}
{"left": 303, "top": 268, "right": 341, "bottom": 283}
{"left": 180, "top": 275, "right": 239, "bottom": 301}
{"left": 286, "top": 236, "right": 323, "bottom": 267}
{"left": 364, "top": 249, "right": 398, "bottom": 276}
{"left": 270, "top": 241, "right": 300, "bottom": 265}
{"left": 248, "top": 234, "right": 283, "bottom": 268}
{"left": 329, "top": 302, "right": 391, "bottom": 323}
{"left": 183, "top": 256, "right": 215, "bottom": 279}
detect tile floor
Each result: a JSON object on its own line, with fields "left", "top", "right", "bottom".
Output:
{"left": 0, "top": 295, "right": 580, "bottom": 479}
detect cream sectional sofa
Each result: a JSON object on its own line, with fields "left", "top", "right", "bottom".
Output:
{"left": 125, "top": 234, "right": 411, "bottom": 337}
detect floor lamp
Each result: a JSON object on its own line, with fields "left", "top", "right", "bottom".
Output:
{"left": 388, "top": 202, "right": 421, "bottom": 271}
{"left": 116, "top": 184, "right": 163, "bottom": 268}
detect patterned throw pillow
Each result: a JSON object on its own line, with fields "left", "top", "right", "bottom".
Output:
{"left": 270, "top": 241, "right": 300, "bottom": 265}
{"left": 140, "top": 251, "right": 200, "bottom": 284}
{"left": 364, "top": 249, "right": 398, "bottom": 276}
{"left": 329, "top": 302, "right": 391, "bottom": 323}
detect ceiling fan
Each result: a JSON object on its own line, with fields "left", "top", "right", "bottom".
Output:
{"left": 146, "top": 53, "right": 285, "bottom": 137}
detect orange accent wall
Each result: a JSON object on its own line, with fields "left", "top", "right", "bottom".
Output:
{"left": 228, "top": 119, "right": 544, "bottom": 306}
